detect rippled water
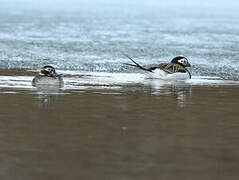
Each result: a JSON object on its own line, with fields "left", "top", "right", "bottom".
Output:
{"left": 0, "top": 0, "right": 239, "bottom": 79}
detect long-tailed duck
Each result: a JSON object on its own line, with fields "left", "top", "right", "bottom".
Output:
{"left": 124, "top": 54, "right": 193, "bottom": 80}
{"left": 32, "top": 65, "right": 64, "bottom": 86}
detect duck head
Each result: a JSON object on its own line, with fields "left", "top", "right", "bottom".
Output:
{"left": 39, "top": 65, "right": 56, "bottom": 77}
{"left": 171, "top": 56, "right": 192, "bottom": 68}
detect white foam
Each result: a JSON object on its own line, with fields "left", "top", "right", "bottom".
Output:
{"left": 0, "top": 73, "right": 238, "bottom": 91}
{"left": 145, "top": 69, "right": 190, "bottom": 80}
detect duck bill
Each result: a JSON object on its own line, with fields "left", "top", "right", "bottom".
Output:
{"left": 186, "top": 62, "right": 193, "bottom": 67}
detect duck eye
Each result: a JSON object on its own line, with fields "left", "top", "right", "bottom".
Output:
{"left": 179, "top": 59, "right": 187, "bottom": 65}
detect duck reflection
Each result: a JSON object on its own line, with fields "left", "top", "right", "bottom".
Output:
{"left": 146, "top": 79, "right": 192, "bottom": 107}
{"left": 33, "top": 84, "right": 62, "bottom": 109}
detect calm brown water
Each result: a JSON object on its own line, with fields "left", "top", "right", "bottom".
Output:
{"left": 0, "top": 78, "right": 239, "bottom": 180}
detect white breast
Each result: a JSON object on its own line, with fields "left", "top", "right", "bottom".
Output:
{"left": 33, "top": 76, "right": 64, "bottom": 86}
{"left": 145, "top": 69, "right": 190, "bottom": 80}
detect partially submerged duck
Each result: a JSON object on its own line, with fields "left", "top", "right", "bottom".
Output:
{"left": 124, "top": 55, "right": 193, "bottom": 80}
{"left": 32, "top": 65, "right": 64, "bottom": 87}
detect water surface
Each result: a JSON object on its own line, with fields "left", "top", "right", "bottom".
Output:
{"left": 0, "top": 69, "right": 239, "bottom": 179}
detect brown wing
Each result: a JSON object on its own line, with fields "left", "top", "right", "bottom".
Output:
{"left": 148, "top": 63, "right": 168, "bottom": 71}
{"left": 149, "top": 63, "right": 187, "bottom": 74}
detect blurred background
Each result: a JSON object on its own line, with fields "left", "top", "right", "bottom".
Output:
{"left": 0, "top": 0, "right": 239, "bottom": 79}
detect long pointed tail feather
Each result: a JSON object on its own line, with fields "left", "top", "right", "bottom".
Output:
{"left": 122, "top": 53, "right": 153, "bottom": 72}
{"left": 123, "top": 63, "right": 138, "bottom": 67}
